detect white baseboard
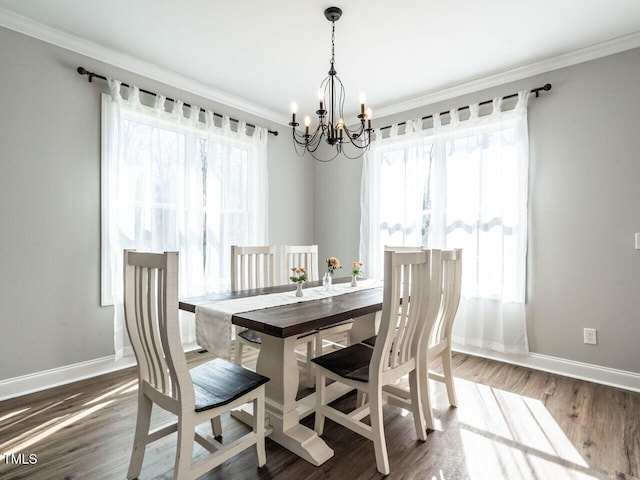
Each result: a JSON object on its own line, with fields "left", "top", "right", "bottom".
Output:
{"left": 0, "top": 343, "right": 201, "bottom": 401}
{"left": 453, "top": 344, "right": 640, "bottom": 393}
{"left": 2, "top": 343, "right": 638, "bottom": 401}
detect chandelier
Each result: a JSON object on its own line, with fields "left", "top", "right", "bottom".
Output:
{"left": 289, "top": 7, "right": 372, "bottom": 161}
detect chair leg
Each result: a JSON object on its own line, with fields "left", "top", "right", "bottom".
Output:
{"left": 314, "top": 373, "right": 327, "bottom": 435}
{"left": 127, "top": 392, "right": 153, "bottom": 479}
{"left": 174, "top": 417, "right": 195, "bottom": 480}
{"left": 315, "top": 332, "right": 323, "bottom": 358}
{"left": 234, "top": 338, "right": 244, "bottom": 365}
{"left": 253, "top": 392, "right": 267, "bottom": 467}
{"left": 211, "top": 416, "right": 223, "bottom": 438}
{"left": 421, "top": 365, "right": 435, "bottom": 431}
{"left": 442, "top": 347, "right": 457, "bottom": 407}
{"left": 409, "top": 370, "right": 427, "bottom": 441}
{"left": 305, "top": 338, "right": 315, "bottom": 388}
{"left": 370, "top": 391, "right": 390, "bottom": 475}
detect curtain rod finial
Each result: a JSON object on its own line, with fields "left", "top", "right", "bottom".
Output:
{"left": 77, "top": 66, "right": 87, "bottom": 75}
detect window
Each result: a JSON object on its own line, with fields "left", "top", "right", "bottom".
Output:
{"left": 361, "top": 94, "right": 530, "bottom": 354}
{"left": 101, "top": 84, "right": 268, "bottom": 356}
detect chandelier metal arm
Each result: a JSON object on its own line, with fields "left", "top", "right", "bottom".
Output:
{"left": 288, "top": 6, "right": 372, "bottom": 161}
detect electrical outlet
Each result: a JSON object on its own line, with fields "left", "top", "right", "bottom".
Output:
{"left": 583, "top": 328, "right": 597, "bottom": 345}
{"left": 636, "top": 233, "right": 640, "bottom": 250}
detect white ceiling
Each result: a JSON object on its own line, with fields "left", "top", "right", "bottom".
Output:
{"left": 1, "top": 0, "right": 640, "bottom": 125}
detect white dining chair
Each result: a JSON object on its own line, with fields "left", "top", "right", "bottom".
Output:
{"left": 282, "top": 244, "right": 353, "bottom": 361}
{"left": 312, "top": 249, "right": 443, "bottom": 475}
{"left": 281, "top": 245, "right": 319, "bottom": 284}
{"left": 231, "top": 245, "right": 276, "bottom": 365}
{"left": 231, "top": 245, "right": 276, "bottom": 292}
{"left": 123, "top": 250, "right": 269, "bottom": 480}
{"left": 361, "top": 247, "right": 462, "bottom": 430}
{"left": 426, "top": 248, "right": 462, "bottom": 413}
{"left": 231, "top": 246, "right": 316, "bottom": 380}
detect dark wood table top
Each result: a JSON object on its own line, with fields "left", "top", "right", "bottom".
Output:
{"left": 180, "top": 277, "right": 383, "bottom": 338}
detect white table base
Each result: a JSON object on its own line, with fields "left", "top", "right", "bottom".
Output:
{"left": 242, "top": 311, "right": 381, "bottom": 465}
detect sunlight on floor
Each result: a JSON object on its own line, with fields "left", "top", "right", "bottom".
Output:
{"left": 431, "top": 470, "right": 447, "bottom": 480}
{"left": 0, "top": 408, "right": 30, "bottom": 423}
{"left": 83, "top": 379, "right": 137, "bottom": 406}
{"left": 456, "top": 379, "right": 598, "bottom": 479}
{"left": 0, "top": 379, "right": 139, "bottom": 457}
{"left": 0, "top": 400, "right": 115, "bottom": 455}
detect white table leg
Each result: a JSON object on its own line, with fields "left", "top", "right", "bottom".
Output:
{"left": 256, "top": 334, "right": 334, "bottom": 466}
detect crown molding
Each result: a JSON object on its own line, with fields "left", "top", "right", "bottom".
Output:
{"left": 2, "top": 8, "right": 639, "bottom": 127}
{"left": 0, "top": 8, "right": 290, "bottom": 126}
{"left": 374, "top": 31, "right": 640, "bottom": 120}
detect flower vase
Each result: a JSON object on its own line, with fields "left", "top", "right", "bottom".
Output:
{"left": 295, "top": 282, "right": 303, "bottom": 297}
{"left": 351, "top": 276, "right": 358, "bottom": 287}
{"left": 323, "top": 271, "right": 332, "bottom": 291}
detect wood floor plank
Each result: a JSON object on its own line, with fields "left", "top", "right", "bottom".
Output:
{"left": 0, "top": 343, "right": 638, "bottom": 480}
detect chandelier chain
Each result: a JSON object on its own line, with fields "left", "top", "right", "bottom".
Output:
{"left": 330, "top": 21, "right": 336, "bottom": 67}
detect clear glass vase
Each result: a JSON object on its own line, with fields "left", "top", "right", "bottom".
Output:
{"left": 323, "top": 271, "right": 332, "bottom": 291}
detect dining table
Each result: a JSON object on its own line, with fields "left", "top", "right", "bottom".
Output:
{"left": 179, "top": 277, "right": 383, "bottom": 466}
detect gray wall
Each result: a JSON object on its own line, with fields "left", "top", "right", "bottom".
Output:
{"left": 2, "top": 23, "right": 639, "bottom": 381}
{"left": 0, "top": 27, "right": 311, "bottom": 380}
{"left": 314, "top": 47, "right": 640, "bottom": 374}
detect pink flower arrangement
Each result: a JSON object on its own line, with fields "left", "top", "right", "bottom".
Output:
{"left": 352, "top": 261, "right": 364, "bottom": 277}
{"left": 289, "top": 267, "right": 308, "bottom": 283}
{"left": 326, "top": 257, "right": 342, "bottom": 275}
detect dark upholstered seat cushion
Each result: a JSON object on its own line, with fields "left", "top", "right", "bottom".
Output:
{"left": 238, "top": 329, "right": 316, "bottom": 345}
{"left": 191, "top": 358, "right": 269, "bottom": 412}
{"left": 311, "top": 343, "right": 373, "bottom": 383}
{"left": 361, "top": 335, "right": 377, "bottom": 347}
{"left": 238, "top": 329, "right": 262, "bottom": 344}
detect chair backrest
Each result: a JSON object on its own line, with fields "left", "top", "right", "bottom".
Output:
{"left": 231, "top": 245, "right": 276, "bottom": 292}
{"left": 123, "top": 250, "right": 194, "bottom": 407}
{"left": 430, "top": 248, "right": 462, "bottom": 346}
{"left": 384, "top": 245, "right": 424, "bottom": 252}
{"left": 373, "top": 249, "right": 443, "bottom": 375}
{"left": 281, "top": 245, "right": 319, "bottom": 283}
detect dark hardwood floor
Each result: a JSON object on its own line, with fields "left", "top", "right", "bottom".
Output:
{"left": 0, "top": 342, "right": 638, "bottom": 480}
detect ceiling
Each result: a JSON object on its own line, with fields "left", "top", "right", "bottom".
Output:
{"left": 1, "top": 0, "right": 640, "bottom": 125}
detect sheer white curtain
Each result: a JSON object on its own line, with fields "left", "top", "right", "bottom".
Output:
{"left": 360, "top": 91, "right": 530, "bottom": 354}
{"left": 359, "top": 120, "right": 431, "bottom": 280}
{"left": 429, "top": 92, "right": 530, "bottom": 354}
{"left": 102, "top": 81, "right": 268, "bottom": 359}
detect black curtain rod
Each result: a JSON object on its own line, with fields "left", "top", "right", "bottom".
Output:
{"left": 378, "top": 83, "right": 552, "bottom": 132}
{"left": 77, "top": 66, "right": 279, "bottom": 136}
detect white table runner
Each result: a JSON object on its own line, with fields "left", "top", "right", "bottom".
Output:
{"left": 196, "top": 279, "right": 381, "bottom": 359}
